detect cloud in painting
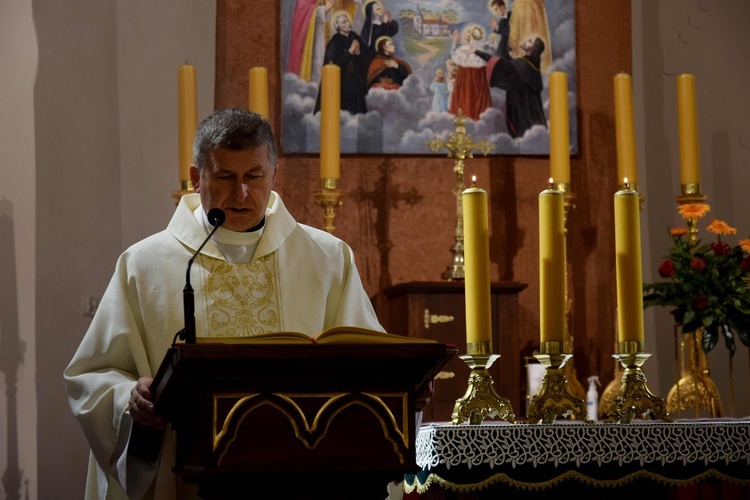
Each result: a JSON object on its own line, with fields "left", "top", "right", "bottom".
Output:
{"left": 280, "top": 0, "right": 578, "bottom": 155}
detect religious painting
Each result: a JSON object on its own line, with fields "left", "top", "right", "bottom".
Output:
{"left": 280, "top": 0, "right": 577, "bottom": 155}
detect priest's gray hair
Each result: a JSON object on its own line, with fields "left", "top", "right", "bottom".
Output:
{"left": 193, "top": 108, "right": 277, "bottom": 170}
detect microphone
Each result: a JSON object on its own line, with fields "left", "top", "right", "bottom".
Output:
{"left": 179, "top": 208, "right": 226, "bottom": 344}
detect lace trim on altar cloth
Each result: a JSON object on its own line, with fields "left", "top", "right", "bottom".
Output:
{"left": 404, "top": 418, "right": 750, "bottom": 493}
{"left": 403, "top": 468, "right": 748, "bottom": 494}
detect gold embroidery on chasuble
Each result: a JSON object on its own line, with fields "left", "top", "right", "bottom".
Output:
{"left": 198, "top": 254, "right": 281, "bottom": 337}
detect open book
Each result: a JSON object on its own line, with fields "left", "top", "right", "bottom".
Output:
{"left": 196, "top": 326, "right": 436, "bottom": 345}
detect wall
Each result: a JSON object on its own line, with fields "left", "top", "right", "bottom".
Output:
{"left": 0, "top": 0, "right": 748, "bottom": 498}
{"left": 1, "top": 1, "right": 215, "bottom": 498}
{"left": 634, "top": 0, "right": 750, "bottom": 418}
{"left": 215, "top": 0, "right": 629, "bottom": 406}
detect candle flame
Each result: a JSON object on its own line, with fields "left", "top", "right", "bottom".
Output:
{"left": 548, "top": 178, "right": 554, "bottom": 189}
{"left": 471, "top": 175, "right": 477, "bottom": 188}
{"left": 623, "top": 177, "right": 630, "bottom": 189}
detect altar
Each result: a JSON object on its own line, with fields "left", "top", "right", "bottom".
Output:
{"left": 403, "top": 418, "right": 750, "bottom": 499}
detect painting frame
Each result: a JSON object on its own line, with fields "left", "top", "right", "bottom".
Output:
{"left": 279, "top": 0, "right": 577, "bottom": 156}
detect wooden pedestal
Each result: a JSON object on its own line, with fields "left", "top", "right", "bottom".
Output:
{"left": 379, "top": 281, "right": 527, "bottom": 422}
{"left": 147, "top": 342, "right": 456, "bottom": 498}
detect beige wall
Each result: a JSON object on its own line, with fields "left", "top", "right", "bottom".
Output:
{"left": 0, "top": 1, "right": 748, "bottom": 498}
{"left": 634, "top": 0, "right": 750, "bottom": 420}
{"left": 1, "top": 1, "right": 214, "bottom": 498}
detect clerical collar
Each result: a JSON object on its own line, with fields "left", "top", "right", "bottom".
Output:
{"left": 194, "top": 207, "right": 267, "bottom": 246}
{"left": 246, "top": 217, "right": 266, "bottom": 233}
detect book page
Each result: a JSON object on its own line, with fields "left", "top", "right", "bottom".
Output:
{"left": 195, "top": 330, "right": 312, "bottom": 344}
{"left": 313, "top": 326, "right": 437, "bottom": 344}
{"left": 194, "top": 327, "right": 436, "bottom": 344}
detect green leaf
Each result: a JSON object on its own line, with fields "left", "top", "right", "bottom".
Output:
{"left": 702, "top": 327, "right": 718, "bottom": 353}
{"left": 722, "top": 325, "right": 736, "bottom": 356}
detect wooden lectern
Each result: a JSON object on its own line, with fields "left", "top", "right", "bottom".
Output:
{"left": 147, "top": 342, "right": 456, "bottom": 499}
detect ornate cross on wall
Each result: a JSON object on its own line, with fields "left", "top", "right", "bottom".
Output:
{"left": 425, "top": 110, "right": 494, "bottom": 280}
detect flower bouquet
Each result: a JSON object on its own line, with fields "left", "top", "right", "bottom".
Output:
{"left": 643, "top": 203, "right": 750, "bottom": 355}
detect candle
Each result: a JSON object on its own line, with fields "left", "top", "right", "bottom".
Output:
{"left": 320, "top": 63, "right": 340, "bottom": 180}
{"left": 548, "top": 71, "right": 570, "bottom": 187}
{"left": 676, "top": 73, "right": 700, "bottom": 185}
{"left": 614, "top": 185, "right": 645, "bottom": 345}
{"left": 177, "top": 62, "right": 198, "bottom": 186}
{"left": 614, "top": 72, "right": 637, "bottom": 187}
{"left": 248, "top": 66, "right": 269, "bottom": 120}
{"left": 539, "top": 182, "right": 566, "bottom": 343}
{"left": 462, "top": 178, "right": 492, "bottom": 346}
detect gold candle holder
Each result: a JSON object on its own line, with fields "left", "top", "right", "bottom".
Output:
{"left": 559, "top": 186, "right": 587, "bottom": 401}
{"left": 314, "top": 178, "right": 343, "bottom": 234}
{"left": 171, "top": 180, "right": 194, "bottom": 205}
{"left": 527, "top": 341, "right": 591, "bottom": 424}
{"left": 606, "top": 341, "right": 672, "bottom": 423}
{"left": 676, "top": 182, "right": 706, "bottom": 244}
{"left": 451, "top": 341, "right": 516, "bottom": 425}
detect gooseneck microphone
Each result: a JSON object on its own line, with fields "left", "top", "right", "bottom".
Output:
{"left": 179, "top": 208, "right": 226, "bottom": 344}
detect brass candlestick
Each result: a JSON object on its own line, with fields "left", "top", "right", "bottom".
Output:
{"left": 451, "top": 342, "right": 516, "bottom": 425}
{"left": 314, "top": 178, "right": 343, "bottom": 234}
{"left": 171, "top": 180, "right": 194, "bottom": 205}
{"left": 667, "top": 182, "right": 722, "bottom": 416}
{"left": 607, "top": 341, "right": 672, "bottom": 423}
{"left": 676, "top": 182, "right": 706, "bottom": 244}
{"left": 560, "top": 186, "right": 586, "bottom": 402}
{"left": 527, "top": 341, "right": 591, "bottom": 424}
{"left": 425, "top": 110, "right": 494, "bottom": 281}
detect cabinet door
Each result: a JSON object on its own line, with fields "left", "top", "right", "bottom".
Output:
{"left": 380, "top": 282, "right": 527, "bottom": 423}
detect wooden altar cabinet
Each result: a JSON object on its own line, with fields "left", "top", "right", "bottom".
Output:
{"left": 403, "top": 419, "right": 750, "bottom": 499}
{"left": 147, "top": 341, "right": 456, "bottom": 499}
{"left": 379, "top": 281, "right": 528, "bottom": 422}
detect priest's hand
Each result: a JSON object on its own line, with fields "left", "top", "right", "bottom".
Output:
{"left": 129, "top": 377, "right": 166, "bottom": 430}
{"left": 415, "top": 380, "right": 434, "bottom": 412}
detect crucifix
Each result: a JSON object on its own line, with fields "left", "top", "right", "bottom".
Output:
{"left": 354, "top": 159, "right": 423, "bottom": 291}
{"left": 425, "top": 110, "right": 494, "bottom": 280}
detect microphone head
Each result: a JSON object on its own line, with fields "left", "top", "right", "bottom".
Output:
{"left": 207, "top": 208, "right": 226, "bottom": 227}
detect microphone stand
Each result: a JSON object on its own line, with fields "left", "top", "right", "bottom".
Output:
{"left": 177, "top": 208, "right": 225, "bottom": 344}
{"left": 129, "top": 209, "right": 225, "bottom": 462}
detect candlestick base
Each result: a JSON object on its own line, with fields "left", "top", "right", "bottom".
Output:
{"left": 527, "top": 342, "right": 592, "bottom": 424}
{"left": 606, "top": 347, "right": 672, "bottom": 423}
{"left": 314, "top": 181, "right": 343, "bottom": 234}
{"left": 171, "top": 182, "right": 194, "bottom": 206}
{"left": 450, "top": 353, "right": 516, "bottom": 425}
{"left": 441, "top": 243, "right": 465, "bottom": 281}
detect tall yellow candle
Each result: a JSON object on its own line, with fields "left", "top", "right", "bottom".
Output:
{"left": 248, "top": 66, "right": 269, "bottom": 120}
{"left": 320, "top": 63, "right": 340, "bottom": 180}
{"left": 614, "top": 184, "right": 645, "bottom": 345}
{"left": 677, "top": 73, "right": 700, "bottom": 186}
{"left": 177, "top": 62, "right": 198, "bottom": 186}
{"left": 538, "top": 182, "right": 566, "bottom": 343}
{"left": 548, "top": 71, "right": 570, "bottom": 187}
{"left": 462, "top": 179, "right": 492, "bottom": 346}
{"left": 614, "top": 72, "right": 637, "bottom": 187}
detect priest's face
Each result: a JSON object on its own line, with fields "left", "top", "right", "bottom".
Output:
{"left": 190, "top": 145, "right": 277, "bottom": 232}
